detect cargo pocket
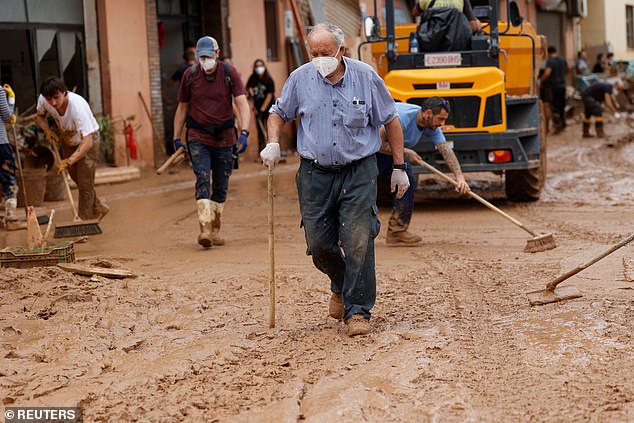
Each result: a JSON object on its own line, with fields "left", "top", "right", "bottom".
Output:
{"left": 370, "top": 204, "right": 380, "bottom": 239}
{"left": 343, "top": 103, "right": 367, "bottom": 128}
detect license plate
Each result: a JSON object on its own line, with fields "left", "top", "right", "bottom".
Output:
{"left": 424, "top": 53, "right": 462, "bottom": 67}
{"left": 436, "top": 81, "right": 450, "bottom": 90}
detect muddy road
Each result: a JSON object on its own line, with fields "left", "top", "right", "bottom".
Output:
{"left": 1, "top": 120, "right": 633, "bottom": 422}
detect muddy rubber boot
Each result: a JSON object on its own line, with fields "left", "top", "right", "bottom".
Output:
{"left": 345, "top": 315, "right": 370, "bottom": 336}
{"left": 196, "top": 199, "right": 213, "bottom": 248}
{"left": 210, "top": 201, "right": 225, "bottom": 246}
{"left": 595, "top": 121, "right": 605, "bottom": 138}
{"left": 582, "top": 121, "right": 593, "bottom": 138}
{"left": 329, "top": 293, "right": 344, "bottom": 320}
{"left": 4, "top": 198, "right": 17, "bottom": 222}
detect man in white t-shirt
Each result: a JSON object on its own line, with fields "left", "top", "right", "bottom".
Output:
{"left": 36, "top": 77, "right": 108, "bottom": 220}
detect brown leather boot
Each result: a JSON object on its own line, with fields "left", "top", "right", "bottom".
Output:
{"left": 386, "top": 229, "right": 422, "bottom": 246}
{"left": 582, "top": 121, "right": 593, "bottom": 138}
{"left": 346, "top": 315, "right": 370, "bottom": 336}
{"left": 197, "top": 199, "right": 212, "bottom": 248}
{"left": 387, "top": 210, "right": 422, "bottom": 246}
{"left": 210, "top": 201, "right": 225, "bottom": 246}
{"left": 329, "top": 293, "right": 344, "bottom": 320}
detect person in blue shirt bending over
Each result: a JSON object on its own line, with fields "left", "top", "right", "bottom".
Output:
{"left": 377, "top": 97, "right": 470, "bottom": 246}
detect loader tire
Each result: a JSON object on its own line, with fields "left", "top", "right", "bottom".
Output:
{"left": 505, "top": 103, "right": 548, "bottom": 202}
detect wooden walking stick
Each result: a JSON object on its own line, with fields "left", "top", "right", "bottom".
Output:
{"left": 268, "top": 165, "right": 276, "bottom": 328}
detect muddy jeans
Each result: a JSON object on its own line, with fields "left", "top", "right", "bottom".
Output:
{"left": 376, "top": 153, "right": 417, "bottom": 232}
{"left": 0, "top": 143, "right": 17, "bottom": 200}
{"left": 61, "top": 136, "right": 106, "bottom": 220}
{"left": 187, "top": 140, "right": 233, "bottom": 202}
{"left": 296, "top": 155, "right": 380, "bottom": 320}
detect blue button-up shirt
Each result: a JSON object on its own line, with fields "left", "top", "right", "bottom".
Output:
{"left": 270, "top": 57, "right": 398, "bottom": 166}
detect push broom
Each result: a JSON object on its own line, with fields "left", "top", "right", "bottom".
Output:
{"left": 47, "top": 133, "right": 102, "bottom": 238}
{"left": 411, "top": 157, "right": 556, "bottom": 253}
{"left": 526, "top": 232, "right": 634, "bottom": 306}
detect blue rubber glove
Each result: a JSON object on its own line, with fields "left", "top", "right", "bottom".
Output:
{"left": 173, "top": 138, "right": 185, "bottom": 151}
{"left": 237, "top": 130, "right": 249, "bottom": 154}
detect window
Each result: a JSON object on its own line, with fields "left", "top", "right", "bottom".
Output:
{"left": 264, "top": 0, "right": 280, "bottom": 61}
{"left": 625, "top": 5, "right": 634, "bottom": 49}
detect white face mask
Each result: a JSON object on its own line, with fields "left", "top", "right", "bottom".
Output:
{"left": 200, "top": 57, "right": 217, "bottom": 73}
{"left": 255, "top": 66, "right": 265, "bottom": 75}
{"left": 311, "top": 45, "right": 342, "bottom": 77}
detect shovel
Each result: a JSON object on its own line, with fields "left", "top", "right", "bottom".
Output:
{"left": 410, "top": 157, "right": 557, "bottom": 253}
{"left": 527, "top": 232, "right": 634, "bottom": 306}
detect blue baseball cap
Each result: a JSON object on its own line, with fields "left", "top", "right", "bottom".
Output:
{"left": 196, "top": 36, "right": 219, "bottom": 58}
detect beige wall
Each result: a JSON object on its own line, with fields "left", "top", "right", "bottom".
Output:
{"left": 603, "top": 0, "right": 634, "bottom": 60}
{"left": 102, "top": 0, "right": 153, "bottom": 167}
{"left": 580, "top": 0, "right": 606, "bottom": 51}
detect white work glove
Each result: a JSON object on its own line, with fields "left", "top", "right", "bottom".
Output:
{"left": 260, "top": 142, "right": 281, "bottom": 168}
{"left": 391, "top": 169, "right": 410, "bottom": 199}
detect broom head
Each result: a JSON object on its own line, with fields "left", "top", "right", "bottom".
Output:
{"left": 54, "top": 219, "right": 102, "bottom": 238}
{"left": 526, "top": 285, "right": 583, "bottom": 306}
{"left": 524, "top": 232, "right": 557, "bottom": 253}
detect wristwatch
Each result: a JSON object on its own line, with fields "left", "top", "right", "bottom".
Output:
{"left": 393, "top": 163, "right": 407, "bottom": 170}
{"left": 240, "top": 129, "right": 250, "bottom": 136}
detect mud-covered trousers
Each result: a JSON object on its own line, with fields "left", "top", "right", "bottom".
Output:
{"left": 296, "top": 155, "right": 381, "bottom": 320}
{"left": 61, "top": 137, "right": 107, "bottom": 220}
{"left": 376, "top": 152, "right": 417, "bottom": 232}
{"left": 187, "top": 140, "right": 233, "bottom": 202}
{"left": 0, "top": 143, "right": 17, "bottom": 200}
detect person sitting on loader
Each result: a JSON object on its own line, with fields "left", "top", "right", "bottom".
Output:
{"left": 413, "top": 0, "right": 481, "bottom": 53}
{"left": 581, "top": 80, "right": 623, "bottom": 138}
{"left": 377, "top": 97, "right": 470, "bottom": 246}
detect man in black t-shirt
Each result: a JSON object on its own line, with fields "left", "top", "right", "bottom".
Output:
{"left": 581, "top": 81, "right": 622, "bottom": 138}
{"left": 540, "top": 46, "right": 568, "bottom": 133}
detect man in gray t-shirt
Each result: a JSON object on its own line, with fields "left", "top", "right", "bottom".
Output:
{"left": 261, "top": 23, "right": 409, "bottom": 336}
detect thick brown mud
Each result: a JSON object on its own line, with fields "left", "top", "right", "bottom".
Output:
{"left": 1, "top": 120, "right": 633, "bottom": 422}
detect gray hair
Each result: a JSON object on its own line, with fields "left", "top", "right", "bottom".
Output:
{"left": 307, "top": 23, "right": 345, "bottom": 46}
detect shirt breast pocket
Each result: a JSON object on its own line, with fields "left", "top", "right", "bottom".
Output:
{"left": 343, "top": 103, "right": 367, "bottom": 128}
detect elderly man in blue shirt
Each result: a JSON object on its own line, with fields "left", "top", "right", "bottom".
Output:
{"left": 261, "top": 22, "right": 408, "bottom": 336}
{"left": 377, "top": 98, "right": 470, "bottom": 246}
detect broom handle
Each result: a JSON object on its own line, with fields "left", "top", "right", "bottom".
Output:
{"left": 50, "top": 139, "right": 80, "bottom": 220}
{"left": 411, "top": 157, "right": 538, "bottom": 237}
{"left": 268, "top": 166, "right": 276, "bottom": 328}
{"left": 546, "top": 232, "right": 634, "bottom": 290}
{"left": 156, "top": 147, "right": 185, "bottom": 174}
{"left": 10, "top": 124, "right": 29, "bottom": 216}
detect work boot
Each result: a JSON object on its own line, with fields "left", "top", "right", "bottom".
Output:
{"left": 96, "top": 203, "right": 110, "bottom": 222}
{"left": 210, "top": 201, "right": 225, "bottom": 246}
{"left": 329, "top": 293, "right": 344, "bottom": 320}
{"left": 196, "top": 199, "right": 213, "bottom": 248}
{"left": 386, "top": 229, "right": 422, "bottom": 246}
{"left": 345, "top": 315, "right": 370, "bottom": 337}
{"left": 582, "top": 121, "right": 593, "bottom": 138}
{"left": 595, "top": 121, "right": 605, "bottom": 138}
